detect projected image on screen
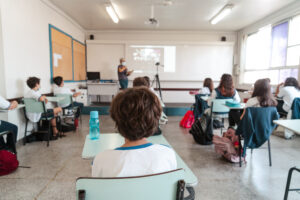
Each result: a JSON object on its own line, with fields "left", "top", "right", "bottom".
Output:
{"left": 128, "top": 45, "right": 176, "bottom": 74}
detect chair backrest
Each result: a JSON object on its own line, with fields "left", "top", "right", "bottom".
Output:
{"left": 291, "top": 97, "right": 300, "bottom": 119}
{"left": 55, "top": 94, "right": 72, "bottom": 108}
{"left": 23, "top": 98, "right": 46, "bottom": 113}
{"left": 236, "top": 107, "right": 279, "bottom": 152}
{"left": 211, "top": 99, "right": 232, "bottom": 114}
{"left": 76, "top": 169, "right": 185, "bottom": 200}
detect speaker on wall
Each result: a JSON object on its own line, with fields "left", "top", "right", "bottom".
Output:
{"left": 221, "top": 36, "right": 226, "bottom": 42}
{"left": 90, "top": 35, "right": 94, "bottom": 40}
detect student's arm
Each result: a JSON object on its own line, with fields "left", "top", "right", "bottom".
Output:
{"left": 118, "top": 66, "right": 127, "bottom": 73}
{"left": 275, "top": 83, "right": 284, "bottom": 97}
{"left": 240, "top": 109, "right": 246, "bottom": 120}
{"left": 73, "top": 92, "right": 81, "bottom": 97}
{"left": 0, "top": 96, "right": 11, "bottom": 109}
{"left": 39, "top": 96, "right": 48, "bottom": 104}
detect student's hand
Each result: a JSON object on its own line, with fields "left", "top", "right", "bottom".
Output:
{"left": 73, "top": 92, "right": 81, "bottom": 97}
{"left": 9, "top": 101, "right": 18, "bottom": 110}
{"left": 40, "top": 96, "right": 48, "bottom": 104}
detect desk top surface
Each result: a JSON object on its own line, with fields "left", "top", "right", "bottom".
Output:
{"left": 0, "top": 104, "right": 25, "bottom": 112}
{"left": 274, "top": 120, "right": 300, "bottom": 134}
{"left": 82, "top": 133, "right": 198, "bottom": 186}
{"left": 46, "top": 96, "right": 65, "bottom": 102}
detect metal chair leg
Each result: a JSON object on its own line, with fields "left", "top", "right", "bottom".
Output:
{"left": 47, "top": 120, "right": 51, "bottom": 147}
{"left": 23, "top": 119, "right": 28, "bottom": 145}
{"left": 268, "top": 139, "right": 272, "bottom": 167}
{"left": 239, "top": 135, "right": 242, "bottom": 167}
{"left": 251, "top": 149, "right": 253, "bottom": 154}
{"left": 284, "top": 167, "right": 300, "bottom": 200}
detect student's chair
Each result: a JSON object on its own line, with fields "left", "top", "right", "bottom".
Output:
{"left": 211, "top": 99, "right": 231, "bottom": 134}
{"left": 23, "top": 98, "right": 54, "bottom": 147}
{"left": 194, "top": 94, "right": 209, "bottom": 119}
{"left": 76, "top": 169, "right": 195, "bottom": 200}
{"left": 284, "top": 167, "right": 300, "bottom": 200}
{"left": 236, "top": 107, "right": 279, "bottom": 167}
{"left": 56, "top": 94, "right": 82, "bottom": 125}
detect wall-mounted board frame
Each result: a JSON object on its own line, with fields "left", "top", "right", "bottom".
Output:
{"left": 49, "top": 24, "right": 86, "bottom": 82}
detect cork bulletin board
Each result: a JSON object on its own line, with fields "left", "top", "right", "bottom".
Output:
{"left": 49, "top": 24, "right": 86, "bottom": 82}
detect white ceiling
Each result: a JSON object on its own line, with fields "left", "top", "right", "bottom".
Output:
{"left": 50, "top": 0, "right": 295, "bottom": 31}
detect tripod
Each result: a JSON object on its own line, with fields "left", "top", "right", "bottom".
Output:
{"left": 152, "top": 63, "right": 163, "bottom": 101}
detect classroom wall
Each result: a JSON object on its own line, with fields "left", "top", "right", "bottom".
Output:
{"left": 236, "top": 0, "right": 300, "bottom": 89}
{"left": 0, "top": 0, "right": 86, "bottom": 141}
{"left": 86, "top": 30, "right": 237, "bottom": 103}
{"left": 0, "top": 4, "right": 5, "bottom": 96}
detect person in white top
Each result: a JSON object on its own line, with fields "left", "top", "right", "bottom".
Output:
{"left": 24, "top": 77, "right": 62, "bottom": 139}
{"left": 229, "top": 79, "right": 277, "bottom": 127}
{"left": 92, "top": 87, "right": 177, "bottom": 177}
{"left": 0, "top": 95, "right": 19, "bottom": 148}
{"left": 199, "top": 78, "right": 214, "bottom": 96}
{"left": 275, "top": 77, "right": 300, "bottom": 117}
{"left": 53, "top": 76, "right": 83, "bottom": 118}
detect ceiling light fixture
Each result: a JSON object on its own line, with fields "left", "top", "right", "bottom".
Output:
{"left": 210, "top": 4, "right": 234, "bottom": 25}
{"left": 105, "top": 3, "right": 119, "bottom": 24}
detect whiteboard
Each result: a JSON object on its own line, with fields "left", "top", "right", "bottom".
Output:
{"left": 87, "top": 42, "right": 234, "bottom": 81}
{"left": 87, "top": 43, "right": 125, "bottom": 79}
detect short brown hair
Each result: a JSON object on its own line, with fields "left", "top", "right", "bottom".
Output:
{"left": 110, "top": 87, "right": 162, "bottom": 141}
{"left": 133, "top": 77, "right": 149, "bottom": 88}
{"left": 26, "top": 77, "right": 40, "bottom": 89}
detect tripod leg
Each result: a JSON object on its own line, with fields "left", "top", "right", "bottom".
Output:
{"left": 156, "top": 74, "right": 163, "bottom": 101}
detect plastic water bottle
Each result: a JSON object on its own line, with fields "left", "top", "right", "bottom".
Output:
{"left": 89, "top": 111, "right": 100, "bottom": 140}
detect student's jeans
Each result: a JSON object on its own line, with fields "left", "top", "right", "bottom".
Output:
{"left": 0, "top": 120, "right": 18, "bottom": 150}
{"left": 229, "top": 109, "right": 243, "bottom": 127}
{"left": 119, "top": 79, "right": 128, "bottom": 89}
{"left": 276, "top": 100, "right": 288, "bottom": 118}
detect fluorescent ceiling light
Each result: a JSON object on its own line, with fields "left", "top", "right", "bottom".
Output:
{"left": 210, "top": 4, "right": 234, "bottom": 25}
{"left": 106, "top": 4, "right": 119, "bottom": 23}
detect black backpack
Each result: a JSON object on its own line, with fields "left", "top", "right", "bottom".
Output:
{"left": 189, "top": 114, "right": 213, "bottom": 145}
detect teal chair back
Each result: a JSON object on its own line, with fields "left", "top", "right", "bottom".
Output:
{"left": 76, "top": 169, "right": 185, "bottom": 200}
{"left": 55, "top": 94, "right": 72, "bottom": 108}
{"left": 23, "top": 98, "right": 46, "bottom": 113}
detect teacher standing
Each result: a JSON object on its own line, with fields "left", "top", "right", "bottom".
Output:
{"left": 118, "top": 58, "right": 133, "bottom": 89}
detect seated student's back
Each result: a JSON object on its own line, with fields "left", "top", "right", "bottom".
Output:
{"left": 211, "top": 74, "right": 240, "bottom": 102}
{"left": 92, "top": 88, "right": 176, "bottom": 177}
{"left": 200, "top": 78, "right": 214, "bottom": 95}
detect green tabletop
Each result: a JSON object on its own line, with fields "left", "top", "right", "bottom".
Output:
{"left": 273, "top": 120, "right": 300, "bottom": 134}
{"left": 81, "top": 133, "right": 198, "bottom": 186}
{"left": 46, "top": 96, "right": 66, "bottom": 102}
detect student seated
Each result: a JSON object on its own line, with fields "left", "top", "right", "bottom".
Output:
{"left": 92, "top": 87, "right": 177, "bottom": 177}
{"left": 211, "top": 74, "right": 240, "bottom": 101}
{"left": 275, "top": 77, "right": 300, "bottom": 117}
{"left": 199, "top": 78, "right": 214, "bottom": 95}
{"left": 0, "top": 96, "right": 18, "bottom": 150}
{"left": 53, "top": 76, "right": 83, "bottom": 118}
{"left": 229, "top": 78, "right": 277, "bottom": 127}
{"left": 24, "top": 77, "right": 62, "bottom": 139}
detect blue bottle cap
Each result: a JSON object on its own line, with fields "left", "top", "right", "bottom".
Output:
{"left": 90, "top": 111, "right": 99, "bottom": 118}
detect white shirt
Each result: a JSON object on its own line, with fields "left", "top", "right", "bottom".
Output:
{"left": 53, "top": 85, "right": 73, "bottom": 107}
{"left": 245, "top": 97, "right": 261, "bottom": 108}
{"left": 92, "top": 143, "right": 177, "bottom": 177}
{"left": 199, "top": 87, "right": 211, "bottom": 95}
{"left": 0, "top": 96, "right": 10, "bottom": 109}
{"left": 24, "top": 89, "right": 42, "bottom": 122}
{"left": 208, "top": 89, "right": 241, "bottom": 106}
{"left": 277, "top": 86, "right": 300, "bottom": 112}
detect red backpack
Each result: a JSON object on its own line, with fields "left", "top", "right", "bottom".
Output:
{"left": 0, "top": 150, "right": 19, "bottom": 176}
{"left": 180, "top": 110, "right": 195, "bottom": 128}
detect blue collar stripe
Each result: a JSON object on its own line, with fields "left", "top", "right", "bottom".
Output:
{"left": 115, "top": 143, "right": 153, "bottom": 150}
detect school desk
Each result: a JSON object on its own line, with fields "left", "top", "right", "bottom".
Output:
{"left": 0, "top": 104, "right": 25, "bottom": 112}
{"left": 46, "top": 96, "right": 66, "bottom": 102}
{"left": 274, "top": 120, "right": 300, "bottom": 135}
{"left": 81, "top": 133, "right": 198, "bottom": 186}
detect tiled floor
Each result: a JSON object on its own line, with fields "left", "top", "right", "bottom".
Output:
{"left": 1, "top": 116, "right": 300, "bottom": 200}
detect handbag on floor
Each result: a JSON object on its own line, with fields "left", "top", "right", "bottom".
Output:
{"left": 189, "top": 114, "right": 213, "bottom": 145}
{"left": 180, "top": 110, "right": 195, "bottom": 128}
{"left": 0, "top": 150, "right": 19, "bottom": 176}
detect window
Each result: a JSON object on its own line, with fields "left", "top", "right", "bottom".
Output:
{"left": 243, "top": 15, "right": 300, "bottom": 84}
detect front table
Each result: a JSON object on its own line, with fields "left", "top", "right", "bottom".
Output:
{"left": 82, "top": 133, "right": 198, "bottom": 186}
